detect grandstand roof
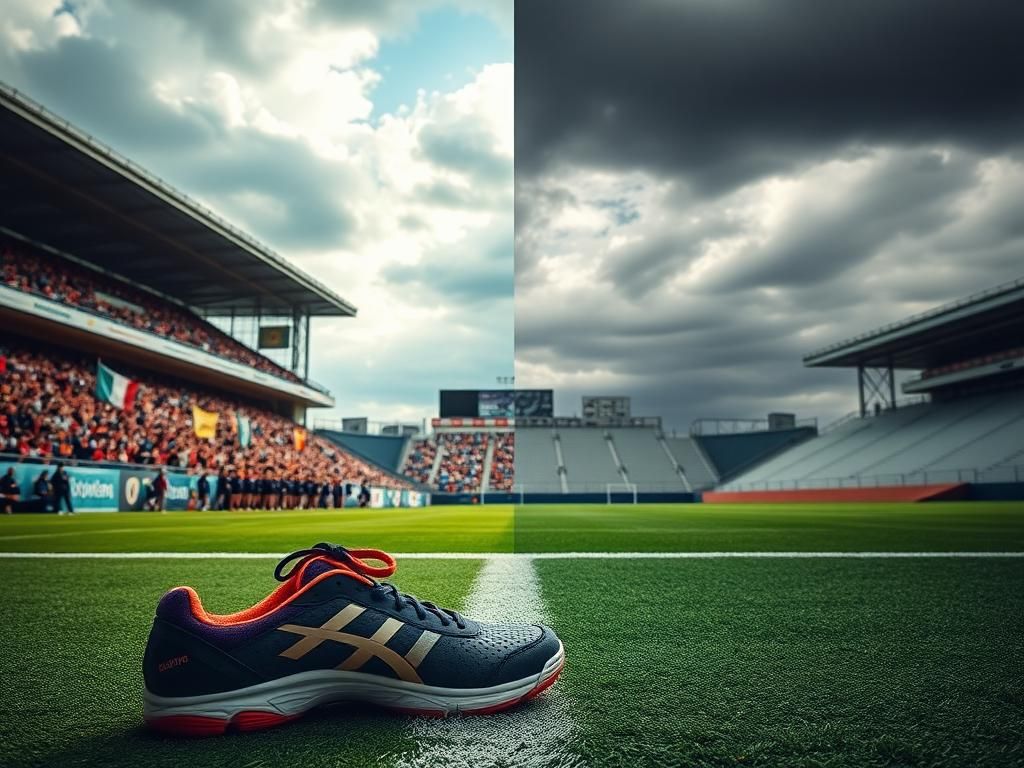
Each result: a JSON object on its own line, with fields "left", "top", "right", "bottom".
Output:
{"left": 0, "top": 83, "right": 356, "bottom": 317}
{"left": 804, "top": 277, "right": 1024, "bottom": 370}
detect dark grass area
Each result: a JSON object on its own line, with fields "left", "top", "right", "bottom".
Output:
{"left": 0, "top": 558, "right": 482, "bottom": 768}
{"left": 515, "top": 502, "right": 1024, "bottom": 552}
{"left": 538, "top": 558, "right": 1024, "bottom": 767}
{"left": 0, "top": 506, "right": 514, "bottom": 553}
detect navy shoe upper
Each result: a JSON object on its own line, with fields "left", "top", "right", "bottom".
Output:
{"left": 144, "top": 544, "right": 559, "bottom": 696}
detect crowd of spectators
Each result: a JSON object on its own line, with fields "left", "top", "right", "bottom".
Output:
{"left": 435, "top": 432, "right": 488, "bottom": 493}
{"left": 489, "top": 432, "right": 514, "bottom": 491}
{"left": 2, "top": 242, "right": 301, "bottom": 383}
{"left": 0, "top": 345, "right": 411, "bottom": 492}
{"left": 402, "top": 437, "right": 437, "bottom": 484}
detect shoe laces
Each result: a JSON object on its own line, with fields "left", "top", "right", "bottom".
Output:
{"left": 275, "top": 543, "right": 466, "bottom": 629}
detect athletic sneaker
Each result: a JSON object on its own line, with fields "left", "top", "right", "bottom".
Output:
{"left": 143, "top": 543, "right": 564, "bottom": 734}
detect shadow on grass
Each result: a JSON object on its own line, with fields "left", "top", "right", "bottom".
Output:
{"left": 16, "top": 704, "right": 417, "bottom": 768}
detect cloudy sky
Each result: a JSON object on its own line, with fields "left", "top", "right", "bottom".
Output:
{"left": 516, "top": 0, "right": 1024, "bottom": 431}
{"left": 1, "top": 0, "right": 513, "bottom": 427}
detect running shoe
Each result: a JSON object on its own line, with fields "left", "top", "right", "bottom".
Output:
{"left": 143, "top": 543, "right": 564, "bottom": 734}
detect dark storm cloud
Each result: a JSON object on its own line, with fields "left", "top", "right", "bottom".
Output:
{"left": 516, "top": 0, "right": 1024, "bottom": 190}
{"left": 515, "top": 0, "right": 1024, "bottom": 431}
{"left": 8, "top": 36, "right": 355, "bottom": 250}
{"left": 708, "top": 149, "right": 978, "bottom": 292}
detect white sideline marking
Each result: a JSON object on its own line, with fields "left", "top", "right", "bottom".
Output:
{"left": 391, "top": 556, "right": 582, "bottom": 768}
{"left": 1, "top": 551, "right": 1023, "bottom": 560}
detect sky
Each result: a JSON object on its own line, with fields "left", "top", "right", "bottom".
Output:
{"left": 3, "top": 1, "right": 1024, "bottom": 435}
{"left": 516, "top": 0, "right": 1024, "bottom": 431}
{"left": 0, "top": 0, "right": 513, "bottom": 429}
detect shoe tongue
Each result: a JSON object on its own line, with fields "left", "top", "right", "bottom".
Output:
{"left": 296, "top": 556, "right": 347, "bottom": 586}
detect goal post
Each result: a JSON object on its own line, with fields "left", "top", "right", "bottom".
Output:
{"left": 606, "top": 482, "right": 638, "bottom": 505}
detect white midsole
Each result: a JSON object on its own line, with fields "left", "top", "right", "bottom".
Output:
{"left": 144, "top": 640, "right": 564, "bottom": 718}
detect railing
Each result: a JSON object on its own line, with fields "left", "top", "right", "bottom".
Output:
{"left": 0, "top": 452, "right": 194, "bottom": 476}
{"left": 804, "top": 276, "right": 1024, "bottom": 361}
{"left": 517, "top": 416, "right": 662, "bottom": 428}
{"left": 313, "top": 419, "right": 423, "bottom": 436}
{"left": 820, "top": 397, "right": 930, "bottom": 433}
{"left": 721, "top": 464, "right": 1024, "bottom": 491}
{"left": 690, "top": 418, "right": 818, "bottom": 436}
{"left": 0, "top": 82, "right": 352, "bottom": 314}
{"left": 2, "top": 283, "right": 324, "bottom": 394}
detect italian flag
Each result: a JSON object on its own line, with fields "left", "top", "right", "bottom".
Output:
{"left": 95, "top": 360, "right": 139, "bottom": 410}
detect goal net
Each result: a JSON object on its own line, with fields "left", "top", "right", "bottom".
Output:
{"left": 606, "top": 483, "right": 638, "bottom": 505}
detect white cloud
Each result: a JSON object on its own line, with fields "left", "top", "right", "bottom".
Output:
{"left": 0, "top": 0, "right": 513, "bottom": 427}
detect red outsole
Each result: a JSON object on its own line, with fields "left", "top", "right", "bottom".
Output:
{"left": 145, "top": 710, "right": 299, "bottom": 736}
{"left": 145, "top": 659, "right": 564, "bottom": 735}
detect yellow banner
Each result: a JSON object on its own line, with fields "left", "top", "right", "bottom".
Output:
{"left": 293, "top": 427, "right": 307, "bottom": 452}
{"left": 192, "top": 405, "right": 219, "bottom": 439}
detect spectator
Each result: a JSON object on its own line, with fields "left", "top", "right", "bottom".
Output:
{"left": 32, "top": 470, "right": 50, "bottom": 512}
{"left": 197, "top": 473, "right": 210, "bottom": 511}
{"left": 1, "top": 467, "right": 18, "bottom": 513}
{"left": 148, "top": 469, "right": 168, "bottom": 512}
{"left": 51, "top": 464, "right": 73, "bottom": 515}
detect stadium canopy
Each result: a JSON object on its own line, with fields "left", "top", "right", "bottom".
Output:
{"left": 803, "top": 277, "right": 1024, "bottom": 415}
{"left": 803, "top": 278, "right": 1024, "bottom": 371}
{"left": 0, "top": 83, "right": 356, "bottom": 318}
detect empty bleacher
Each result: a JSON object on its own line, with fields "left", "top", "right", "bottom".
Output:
{"left": 723, "top": 391, "right": 1024, "bottom": 489}
{"left": 664, "top": 437, "right": 718, "bottom": 490}
{"left": 608, "top": 429, "right": 687, "bottom": 490}
{"left": 513, "top": 429, "right": 563, "bottom": 492}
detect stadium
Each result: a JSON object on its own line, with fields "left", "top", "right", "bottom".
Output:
{"left": 2, "top": 80, "right": 1023, "bottom": 768}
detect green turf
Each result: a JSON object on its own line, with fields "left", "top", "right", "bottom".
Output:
{"left": 538, "top": 557, "right": 1024, "bottom": 767}
{"left": 515, "top": 502, "right": 1024, "bottom": 552}
{"left": 0, "top": 506, "right": 514, "bottom": 553}
{"left": 2, "top": 502, "right": 1024, "bottom": 767}
{"left": 0, "top": 557, "right": 483, "bottom": 768}
{"left": 2, "top": 502, "right": 1023, "bottom": 554}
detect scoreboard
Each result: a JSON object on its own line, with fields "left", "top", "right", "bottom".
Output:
{"left": 439, "top": 389, "right": 553, "bottom": 418}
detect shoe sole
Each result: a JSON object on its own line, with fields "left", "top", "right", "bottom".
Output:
{"left": 144, "top": 640, "right": 564, "bottom": 735}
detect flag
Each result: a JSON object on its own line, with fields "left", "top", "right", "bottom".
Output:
{"left": 236, "top": 413, "right": 251, "bottom": 448}
{"left": 192, "top": 405, "right": 219, "bottom": 439}
{"left": 293, "top": 427, "right": 306, "bottom": 452}
{"left": 95, "top": 360, "right": 139, "bottom": 410}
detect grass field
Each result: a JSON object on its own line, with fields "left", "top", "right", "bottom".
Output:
{"left": 1, "top": 502, "right": 1023, "bottom": 767}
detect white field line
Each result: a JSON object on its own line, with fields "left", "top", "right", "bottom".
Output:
{"left": 1, "top": 551, "right": 1023, "bottom": 560}
{"left": 390, "top": 556, "right": 583, "bottom": 768}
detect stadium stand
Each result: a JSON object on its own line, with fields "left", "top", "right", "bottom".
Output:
{"left": 0, "top": 85, "right": 429, "bottom": 508}
{"left": 693, "top": 426, "right": 818, "bottom": 482}
{"left": 513, "top": 428, "right": 564, "bottom": 493}
{"left": 556, "top": 429, "right": 623, "bottom": 490}
{"left": 316, "top": 430, "right": 410, "bottom": 475}
{"left": 664, "top": 436, "right": 718, "bottom": 490}
{"left": 401, "top": 437, "right": 438, "bottom": 485}
{"left": 489, "top": 432, "right": 514, "bottom": 491}
{"left": 435, "top": 433, "right": 489, "bottom": 493}
{"left": 606, "top": 428, "right": 688, "bottom": 490}
{"left": 2, "top": 241, "right": 300, "bottom": 383}
{"left": 0, "top": 343, "right": 410, "bottom": 490}
{"left": 717, "top": 277, "right": 1024, "bottom": 498}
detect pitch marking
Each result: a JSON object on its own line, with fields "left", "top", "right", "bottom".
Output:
{"left": 1, "top": 551, "right": 1023, "bottom": 559}
{"left": 390, "top": 556, "right": 583, "bottom": 768}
